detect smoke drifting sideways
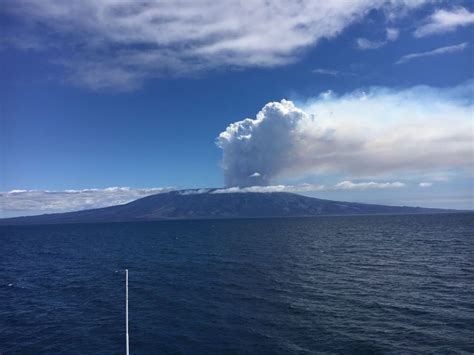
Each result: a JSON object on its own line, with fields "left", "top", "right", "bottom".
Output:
{"left": 217, "top": 84, "right": 473, "bottom": 187}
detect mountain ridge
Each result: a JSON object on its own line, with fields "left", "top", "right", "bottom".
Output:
{"left": 0, "top": 189, "right": 460, "bottom": 225}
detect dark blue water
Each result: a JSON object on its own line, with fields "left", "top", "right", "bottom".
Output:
{"left": 1, "top": 214, "right": 473, "bottom": 354}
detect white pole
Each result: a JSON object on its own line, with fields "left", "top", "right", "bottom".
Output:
{"left": 126, "top": 269, "right": 129, "bottom": 355}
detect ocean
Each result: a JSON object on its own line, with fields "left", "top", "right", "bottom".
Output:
{"left": 1, "top": 213, "right": 473, "bottom": 354}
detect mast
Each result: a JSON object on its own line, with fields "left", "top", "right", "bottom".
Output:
{"left": 126, "top": 269, "right": 129, "bottom": 355}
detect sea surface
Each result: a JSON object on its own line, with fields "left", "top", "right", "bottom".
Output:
{"left": 1, "top": 213, "right": 473, "bottom": 354}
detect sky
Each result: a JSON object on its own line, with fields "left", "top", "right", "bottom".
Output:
{"left": 1, "top": 0, "right": 473, "bottom": 217}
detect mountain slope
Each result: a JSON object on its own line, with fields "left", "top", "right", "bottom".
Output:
{"left": 0, "top": 189, "right": 454, "bottom": 225}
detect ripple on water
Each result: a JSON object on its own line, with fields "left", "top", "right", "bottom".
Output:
{"left": 0, "top": 213, "right": 473, "bottom": 353}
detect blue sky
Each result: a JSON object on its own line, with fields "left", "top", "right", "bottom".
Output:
{"left": 1, "top": 0, "right": 473, "bottom": 216}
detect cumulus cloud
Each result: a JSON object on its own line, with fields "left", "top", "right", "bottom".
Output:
{"left": 356, "top": 27, "right": 400, "bottom": 49}
{"left": 414, "top": 7, "right": 474, "bottom": 37}
{"left": 0, "top": 187, "right": 173, "bottom": 216}
{"left": 217, "top": 99, "right": 307, "bottom": 187}
{"left": 2, "top": 0, "right": 428, "bottom": 90}
{"left": 217, "top": 82, "right": 474, "bottom": 187}
{"left": 396, "top": 42, "right": 468, "bottom": 64}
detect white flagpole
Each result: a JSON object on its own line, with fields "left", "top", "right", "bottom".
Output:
{"left": 126, "top": 269, "right": 129, "bottom": 355}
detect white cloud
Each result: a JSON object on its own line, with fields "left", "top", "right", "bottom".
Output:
{"left": 396, "top": 42, "right": 468, "bottom": 64}
{"left": 212, "top": 184, "right": 325, "bottom": 194}
{"left": 217, "top": 82, "right": 474, "bottom": 187}
{"left": 335, "top": 181, "right": 405, "bottom": 190}
{"left": 414, "top": 7, "right": 474, "bottom": 37}
{"left": 356, "top": 27, "right": 400, "bottom": 50}
{"left": 386, "top": 27, "right": 400, "bottom": 41}
{"left": 312, "top": 69, "right": 341, "bottom": 76}
{"left": 3, "top": 0, "right": 428, "bottom": 90}
{"left": 356, "top": 38, "right": 387, "bottom": 49}
{"left": 1, "top": 183, "right": 409, "bottom": 216}
{"left": 419, "top": 182, "right": 433, "bottom": 188}
{"left": 212, "top": 181, "right": 405, "bottom": 194}
{"left": 312, "top": 68, "right": 356, "bottom": 77}
{"left": 0, "top": 187, "right": 173, "bottom": 215}
{"left": 179, "top": 188, "right": 211, "bottom": 195}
